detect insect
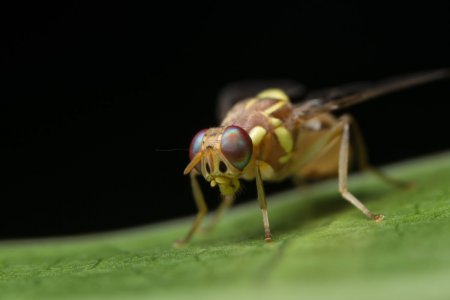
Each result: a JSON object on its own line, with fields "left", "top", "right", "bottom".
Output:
{"left": 178, "top": 69, "right": 449, "bottom": 245}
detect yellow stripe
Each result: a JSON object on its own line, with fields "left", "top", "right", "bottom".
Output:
{"left": 263, "top": 101, "right": 285, "bottom": 115}
{"left": 278, "top": 153, "right": 292, "bottom": 164}
{"left": 258, "top": 160, "right": 275, "bottom": 180}
{"left": 257, "top": 89, "right": 289, "bottom": 102}
{"left": 268, "top": 116, "right": 282, "bottom": 127}
{"left": 245, "top": 98, "right": 258, "bottom": 109}
{"left": 249, "top": 126, "right": 267, "bottom": 146}
{"left": 274, "top": 126, "right": 293, "bottom": 153}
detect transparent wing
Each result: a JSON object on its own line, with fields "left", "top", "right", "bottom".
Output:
{"left": 294, "top": 69, "right": 450, "bottom": 118}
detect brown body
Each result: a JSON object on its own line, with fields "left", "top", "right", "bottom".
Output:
{"left": 221, "top": 93, "right": 342, "bottom": 182}
{"left": 177, "top": 69, "right": 449, "bottom": 245}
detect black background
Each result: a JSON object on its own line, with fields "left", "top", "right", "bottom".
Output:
{"left": 1, "top": 2, "right": 449, "bottom": 239}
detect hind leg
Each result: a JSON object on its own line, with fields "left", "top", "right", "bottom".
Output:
{"left": 349, "top": 116, "right": 413, "bottom": 189}
{"left": 338, "top": 115, "right": 384, "bottom": 221}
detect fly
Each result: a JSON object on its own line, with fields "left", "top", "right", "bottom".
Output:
{"left": 178, "top": 69, "right": 449, "bottom": 245}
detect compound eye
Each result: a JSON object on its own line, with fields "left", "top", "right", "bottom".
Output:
{"left": 220, "top": 126, "right": 253, "bottom": 170}
{"left": 189, "top": 129, "right": 207, "bottom": 172}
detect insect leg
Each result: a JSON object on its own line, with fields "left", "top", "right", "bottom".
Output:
{"left": 175, "top": 172, "right": 208, "bottom": 245}
{"left": 202, "top": 194, "right": 235, "bottom": 233}
{"left": 338, "top": 116, "right": 384, "bottom": 222}
{"left": 256, "top": 161, "right": 273, "bottom": 242}
{"left": 349, "top": 116, "right": 413, "bottom": 189}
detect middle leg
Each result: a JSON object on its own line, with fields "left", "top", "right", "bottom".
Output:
{"left": 256, "top": 160, "right": 273, "bottom": 242}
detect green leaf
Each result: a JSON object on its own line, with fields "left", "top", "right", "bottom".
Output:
{"left": 1, "top": 152, "right": 450, "bottom": 300}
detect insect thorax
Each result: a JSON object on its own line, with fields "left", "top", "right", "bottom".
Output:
{"left": 221, "top": 95, "right": 298, "bottom": 181}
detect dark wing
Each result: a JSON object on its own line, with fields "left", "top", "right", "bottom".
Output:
{"left": 216, "top": 80, "right": 306, "bottom": 121}
{"left": 294, "top": 69, "right": 450, "bottom": 118}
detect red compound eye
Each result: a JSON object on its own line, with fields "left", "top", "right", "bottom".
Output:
{"left": 189, "top": 129, "right": 207, "bottom": 172}
{"left": 220, "top": 126, "right": 253, "bottom": 170}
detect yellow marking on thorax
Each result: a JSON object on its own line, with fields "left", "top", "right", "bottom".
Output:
{"left": 257, "top": 89, "right": 289, "bottom": 102}
{"left": 245, "top": 98, "right": 258, "bottom": 109}
{"left": 249, "top": 126, "right": 267, "bottom": 146}
{"left": 263, "top": 101, "right": 286, "bottom": 115}
{"left": 258, "top": 160, "right": 275, "bottom": 180}
{"left": 268, "top": 116, "right": 282, "bottom": 127}
{"left": 278, "top": 153, "right": 292, "bottom": 164}
{"left": 273, "top": 126, "right": 293, "bottom": 153}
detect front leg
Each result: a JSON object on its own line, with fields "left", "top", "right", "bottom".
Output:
{"left": 202, "top": 194, "right": 235, "bottom": 233}
{"left": 256, "top": 160, "right": 273, "bottom": 242}
{"left": 175, "top": 172, "right": 208, "bottom": 246}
